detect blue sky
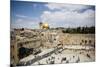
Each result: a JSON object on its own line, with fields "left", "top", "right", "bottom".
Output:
{"left": 11, "top": 1, "right": 95, "bottom": 29}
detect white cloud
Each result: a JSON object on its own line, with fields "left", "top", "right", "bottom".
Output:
{"left": 40, "top": 3, "right": 95, "bottom": 28}
{"left": 45, "top": 3, "right": 91, "bottom": 11}
{"left": 16, "top": 14, "right": 35, "bottom": 20}
{"left": 16, "top": 14, "right": 28, "bottom": 18}
{"left": 11, "top": 16, "right": 40, "bottom": 29}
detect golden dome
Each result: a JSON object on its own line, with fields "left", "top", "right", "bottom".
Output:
{"left": 43, "top": 23, "right": 48, "bottom": 27}
{"left": 42, "top": 23, "right": 49, "bottom": 29}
